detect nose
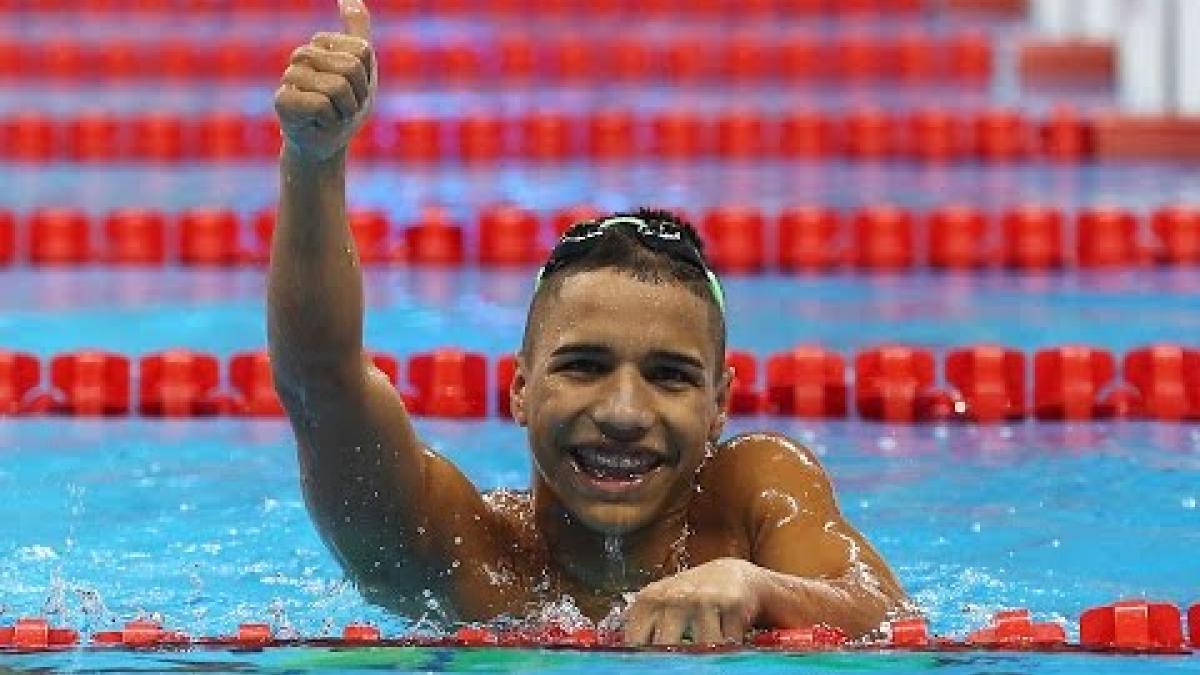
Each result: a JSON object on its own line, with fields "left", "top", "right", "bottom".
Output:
{"left": 590, "top": 365, "right": 655, "bottom": 442}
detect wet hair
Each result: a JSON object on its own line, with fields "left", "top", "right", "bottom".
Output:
{"left": 520, "top": 208, "right": 727, "bottom": 380}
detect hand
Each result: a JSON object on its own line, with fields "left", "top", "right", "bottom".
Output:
{"left": 273, "top": 0, "right": 376, "bottom": 163}
{"left": 622, "top": 558, "right": 764, "bottom": 647}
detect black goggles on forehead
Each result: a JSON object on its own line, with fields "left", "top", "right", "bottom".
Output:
{"left": 534, "top": 214, "right": 726, "bottom": 313}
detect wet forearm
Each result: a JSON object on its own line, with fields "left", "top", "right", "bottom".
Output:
{"left": 752, "top": 565, "right": 895, "bottom": 638}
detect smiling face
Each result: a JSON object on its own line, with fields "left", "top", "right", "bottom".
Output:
{"left": 511, "top": 268, "right": 731, "bottom": 535}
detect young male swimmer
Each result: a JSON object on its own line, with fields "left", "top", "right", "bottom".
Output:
{"left": 268, "top": 0, "right": 908, "bottom": 645}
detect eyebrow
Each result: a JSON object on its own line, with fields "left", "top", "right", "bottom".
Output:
{"left": 548, "top": 344, "right": 707, "bottom": 372}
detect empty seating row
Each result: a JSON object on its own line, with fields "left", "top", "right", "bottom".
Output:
{"left": 3, "top": 203, "right": 1199, "bottom": 269}
{"left": 0, "top": 32, "right": 990, "bottom": 84}
{"left": 2, "top": 107, "right": 1108, "bottom": 163}
{"left": 2, "top": 344, "right": 1198, "bottom": 422}
{"left": 0, "top": 0, "right": 931, "bottom": 18}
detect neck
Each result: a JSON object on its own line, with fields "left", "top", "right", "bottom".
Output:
{"left": 531, "top": 478, "right": 690, "bottom": 595}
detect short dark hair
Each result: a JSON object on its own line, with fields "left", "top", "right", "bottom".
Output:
{"left": 520, "top": 208, "right": 727, "bottom": 378}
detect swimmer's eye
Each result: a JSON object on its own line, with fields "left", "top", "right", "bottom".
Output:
{"left": 647, "top": 365, "right": 700, "bottom": 388}
{"left": 556, "top": 358, "right": 607, "bottom": 377}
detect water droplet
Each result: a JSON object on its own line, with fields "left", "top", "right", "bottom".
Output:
{"left": 1182, "top": 497, "right": 1197, "bottom": 509}
{"left": 453, "top": 536, "right": 462, "bottom": 545}
{"left": 1051, "top": 539, "right": 1061, "bottom": 548}
{"left": 970, "top": 522, "right": 982, "bottom": 533}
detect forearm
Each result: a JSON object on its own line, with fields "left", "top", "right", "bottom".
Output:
{"left": 267, "top": 144, "right": 366, "bottom": 391}
{"left": 752, "top": 565, "right": 896, "bottom": 638}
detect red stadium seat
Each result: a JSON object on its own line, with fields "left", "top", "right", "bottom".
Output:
{"left": 406, "top": 349, "right": 487, "bottom": 417}
{"left": 1151, "top": 205, "right": 1200, "bottom": 264}
{"left": 138, "top": 350, "right": 224, "bottom": 416}
{"left": 348, "top": 210, "right": 391, "bottom": 263}
{"left": 944, "top": 345, "right": 1026, "bottom": 422}
{"left": 765, "top": 346, "right": 847, "bottom": 417}
{"left": 193, "top": 113, "right": 250, "bottom": 159}
{"left": 0, "top": 39, "right": 23, "bottom": 78}
{"left": 650, "top": 111, "right": 708, "bottom": 159}
{"left": 587, "top": 109, "right": 636, "bottom": 161}
{"left": 393, "top": 117, "right": 442, "bottom": 164}
{"left": 842, "top": 107, "right": 898, "bottom": 159}
{"left": 928, "top": 205, "right": 991, "bottom": 268}
{"left": 974, "top": 109, "right": 1031, "bottom": 161}
{"left": 0, "top": 210, "right": 14, "bottom": 265}
{"left": 347, "top": 118, "right": 387, "bottom": 161}
{"left": 546, "top": 35, "right": 597, "bottom": 82}
{"left": 894, "top": 31, "right": 937, "bottom": 81}
{"left": 495, "top": 353, "right": 517, "bottom": 418}
{"left": 1041, "top": 105, "right": 1093, "bottom": 161}
{"left": 434, "top": 42, "right": 484, "bottom": 86}
{"left": 716, "top": 110, "right": 767, "bottom": 159}
{"left": 551, "top": 205, "right": 602, "bottom": 237}
{"left": 0, "top": 351, "right": 43, "bottom": 415}
{"left": 153, "top": 40, "right": 200, "bottom": 80}
{"left": 779, "top": 110, "right": 834, "bottom": 158}
{"left": 2, "top": 112, "right": 57, "bottom": 161}
{"left": 700, "top": 206, "right": 766, "bottom": 273}
{"left": 907, "top": 108, "right": 967, "bottom": 162}
{"left": 1033, "top": 346, "right": 1118, "bottom": 420}
{"left": 398, "top": 207, "right": 464, "bottom": 264}
{"left": 967, "top": 609, "right": 1066, "bottom": 648}
{"left": 497, "top": 34, "right": 537, "bottom": 83}
{"left": 947, "top": 31, "right": 992, "bottom": 82}
{"left": 206, "top": 38, "right": 268, "bottom": 80}
{"left": 778, "top": 34, "right": 825, "bottom": 80}
{"left": 456, "top": 114, "right": 505, "bottom": 164}
{"left": 49, "top": 350, "right": 130, "bottom": 415}
{"left": 854, "top": 346, "right": 945, "bottom": 422}
{"left": 1080, "top": 601, "right": 1185, "bottom": 652}
{"left": 1002, "top": 205, "right": 1065, "bottom": 269}
{"left": 519, "top": 111, "right": 575, "bottom": 162}
{"left": 1077, "top": 207, "right": 1139, "bottom": 267}
{"left": 130, "top": 113, "right": 187, "bottom": 162}
{"left": 1122, "top": 345, "right": 1200, "bottom": 420}
{"left": 851, "top": 205, "right": 914, "bottom": 269}
{"left": 66, "top": 111, "right": 121, "bottom": 161}
{"left": 605, "top": 36, "right": 650, "bottom": 82}
{"left": 836, "top": 33, "right": 894, "bottom": 81}
{"left": 29, "top": 208, "right": 90, "bottom": 264}
{"left": 378, "top": 40, "right": 426, "bottom": 86}
{"left": 718, "top": 35, "right": 774, "bottom": 81}
{"left": 41, "top": 38, "right": 86, "bottom": 80}
{"left": 103, "top": 208, "right": 167, "bottom": 264}
{"left": 228, "top": 351, "right": 284, "bottom": 416}
{"left": 777, "top": 206, "right": 842, "bottom": 270}
{"left": 179, "top": 209, "right": 241, "bottom": 265}
{"left": 478, "top": 204, "right": 543, "bottom": 265}
{"left": 726, "top": 350, "right": 763, "bottom": 415}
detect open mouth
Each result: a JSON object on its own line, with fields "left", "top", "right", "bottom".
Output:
{"left": 568, "top": 445, "right": 665, "bottom": 487}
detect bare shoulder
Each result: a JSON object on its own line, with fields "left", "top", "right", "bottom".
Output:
{"left": 700, "top": 432, "right": 834, "bottom": 498}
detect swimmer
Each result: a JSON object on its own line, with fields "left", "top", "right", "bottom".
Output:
{"left": 269, "top": 0, "right": 908, "bottom": 645}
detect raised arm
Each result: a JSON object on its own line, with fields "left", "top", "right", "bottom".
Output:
{"left": 268, "top": 0, "right": 494, "bottom": 613}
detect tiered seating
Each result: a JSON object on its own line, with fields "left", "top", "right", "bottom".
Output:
{"left": 6, "top": 344, "right": 1199, "bottom": 422}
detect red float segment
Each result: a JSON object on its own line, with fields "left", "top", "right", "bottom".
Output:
{"left": 726, "top": 350, "right": 763, "bottom": 415}
{"left": 650, "top": 111, "right": 708, "bottom": 159}
{"left": 944, "top": 346, "right": 1026, "bottom": 422}
{"left": 495, "top": 353, "right": 517, "bottom": 419}
{"left": 1189, "top": 603, "right": 1198, "bottom": 646}
{"left": 66, "top": 111, "right": 121, "bottom": 161}
{"left": 1076, "top": 207, "right": 1139, "bottom": 267}
{"left": 718, "top": 35, "right": 775, "bottom": 81}
{"left": 1033, "top": 346, "right": 1117, "bottom": 420}
{"left": 520, "top": 111, "right": 575, "bottom": 162}
{"left": 406, "top": 349, "right": 487, "bottom": 417}
{"left": 854, "top": 346, "right": 942, "bottom": 423}
{"left": 546, "top": 35, "right": 598, "bottom": 82}
{"left": 928, "top": 205, "right": 991, "bottom": 268}
{"left": 456, "top": 114, "right": 506, "bottom": 163}
{"left": 587, "top": 109, "right": 636, "bottom": 160}
{"left": 0, "top": 618, "right": 79, "bottom": 649}
{"left": 1122, "top": 344, "right": 1200, "bottom": 420}
{"left": 348, "top": 210, "right": 391, "bottom": 263}
{"left": 398, "top": 208, "right": 464, "bottom": 265}
{"left": 138, "top": 350, "right": 224, "bottom": 416}
{"left": 234, "top": 623, "right": 272, "bottom": 646}
{"left": 967, "top": 609, "right": 1067, "bottom": 648}
{"left": 0, "top": 351, "right": 42, "bottom": 415}
{"left": 228, "top": 351, "right": 284, "bottom": 416}
{"left": 93, "top": 619, "right": 190, "bottom": 647}
{"left": 178, "top": 209, "right": 241, "bottom": 265}
{"left": 888, "top": 617, "right": 929, "bottom": 647}
{"left": 836, "top": 33, "right": 894, "bottom": 81}
{"left": 778, "top": 35, "right": 826, "bottom": 81}
{"left": 777, "top": 206, "right": 842, "bottom": 270}
{"left": 48, "top": 351, "right": 130, "bottom": 416}
{"left": 907, "top": 108, "right": 967, "bottom": 162}
{"left": 752, "top": 625, "right": 848, "bottom": 650}
{"left": 433, "top": 42, "right": 485, "bottom": 86}
{"left": 393, "top": 117, "right": 442, "bottom": 164}
{"left": 842, "top": 107, "right": 898, "bottom": 159}
{"left": 1151, "top": 205, "right": 1200, "bottom": 264}
{"left": 947, "top": 31, "right": 992, "bottom": 82}
{"left": 193, "top": 112, "right": 250, "bottom": 159}
{"left": 701, "top": 206, "right": 766, "bottom": 273}
{"left": 894, "top": 31, "right": 937, "bottom": 81}
{"left": 496, "top": 34, "right": 537, "bottom": 83}
{"left": 130, "top": 112, "right": 186, "bottom": 161}
{"left": 0, "top": 209, "right": 16, "bottom": 265}
{"left": 455, "top": 626, "right": 499, "bottom": 646}
{"left": 764, "top": 346, "right": 848, "bottom": 417}
{"left": 716, "top": 110, "right": 768, "bottom": 159}
{"left": 0, "top": 112, "right": 57, "bottom": 161}
{"left": 378, "top": 40, "right": 426, "bottom": 86}
{"left": 1079, "top": 600, "right": 1185, "bottom": 653}
{"left": 343, "top": 623, "right": 381, "bottom": 642}
{"left": 478, "top": 204, "right": 543, "bottom": 266}
{"left": 1002, "top": 205, "right": 1065, "bottom": 269}
{"left": 29, "top": 208, "right": 91, "bottom": 264}
{"left": 851, "top": 206, "right": 914, "bottom": 270}
{"left": 973, "top": 109, "right": 1031, "bottom": 161}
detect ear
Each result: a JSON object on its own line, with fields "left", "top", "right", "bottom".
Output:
{"left": 509, "top": 354, "right": 530, "bottom": 426}
{"left": 709, "top": 364, "right": 734, "bottom": 441}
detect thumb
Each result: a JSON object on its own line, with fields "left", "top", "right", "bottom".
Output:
{"left": 338, "top": 0, "right": 371, "bottom": 40}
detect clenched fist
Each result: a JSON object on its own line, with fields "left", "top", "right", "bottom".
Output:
{"left": 274, "top": 0, "right": 376, "bottom": 163}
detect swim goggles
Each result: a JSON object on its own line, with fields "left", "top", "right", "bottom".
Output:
{"left": 534, "top": 214, "right": 726, "bottom": 314}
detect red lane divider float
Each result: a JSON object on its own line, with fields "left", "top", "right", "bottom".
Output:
{"left": 4, "top": 204, "right": 1200, "bottom": 271}
{"left": 3, "top": 601, "right": 1198, "bottom": 656}
{"left": 0, "top": 32, "right": 986, "bottom": 85}
{"left": 0, "top": 107, "right": 1156, "bottom": 165}
{"left": 5, "top": 344, "right": 1200, "bottom": 421}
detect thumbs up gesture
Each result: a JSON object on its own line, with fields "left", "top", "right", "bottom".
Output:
{"left": 274, "top": 0, "right": 376, "bottom": 163}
